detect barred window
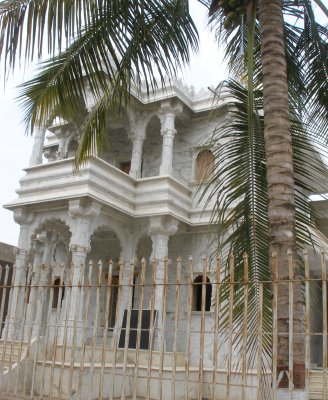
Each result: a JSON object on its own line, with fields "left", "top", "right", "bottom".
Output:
{"left": 196, "top": 150, "right": 215, "bottom": 182}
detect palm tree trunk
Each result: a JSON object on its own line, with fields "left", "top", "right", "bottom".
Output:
{"left": 258, "top": 0, "right": 304, "bottom": 389}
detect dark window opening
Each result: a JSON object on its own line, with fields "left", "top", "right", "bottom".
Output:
{"left": 192, "top": 275, "right": 212, "bottom": 311}
{"left": 120, "top": 161, "right": 131, "bottom": 174}
{"left": 52, "top": 278, "right": 65, "bottom": 309}
{"left": 108, "top": 276, "right": 119, "bottom": 329}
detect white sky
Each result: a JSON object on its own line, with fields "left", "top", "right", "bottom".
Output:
{"left": 0, "top": 1, "right": 227, "bottom": 246}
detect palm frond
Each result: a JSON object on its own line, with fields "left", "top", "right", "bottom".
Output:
{"left": 15, "top": 0, "right": 198, "bottom": 161}
{"left": 0, "top": 0, "right": 100, "bottom": 71}
{"left": 199, "top": 78, "right": 328, "bottom": 383}
{"left": 301, "top": 1, "right": 328, "bottom": 135}
{"left": 198, "top": 80, "right": 271, "bottom": 376}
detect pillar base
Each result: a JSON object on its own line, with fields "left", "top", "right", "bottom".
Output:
{"left": 1, "top": 316, "right": 25, "bottom": 340}
{"left": 277, "top": 364, "right": 305, "bottom": 389}
{"left": 276, "top": 389, "right": 306, "bottom": 400}
{"left": 57, "top": 320, "right": 84, "bottom": 345}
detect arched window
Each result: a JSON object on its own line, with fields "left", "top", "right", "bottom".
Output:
{"left": 192, "top": 275, "right": 212, "bottom": 311}
{"left": 195, "top": 150, "right": 215, "bottom": 182}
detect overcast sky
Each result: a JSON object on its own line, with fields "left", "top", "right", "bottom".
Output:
{"left": 0, "top": 1, "right": 228, "bottom": 246}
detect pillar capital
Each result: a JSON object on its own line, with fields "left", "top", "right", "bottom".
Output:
{"left": 13, "top": 207, "right": 34, "bottom": 226}
{"left": 127, "top": 108, "right": 148, "bottom": 139}
{"left": 68, "top": 198, "right": 101, "bottom": 219}
{"left": 148, "top": 216, "right": 179, "bottom": 237}
{"left": 158, "top": 101, "right": 182, "bottom": 133}
{"left": 68, "top": 198, "right": 100, "bottom": 250}
{"left": 158, "top": 100, "right": 183, "bottom": 117}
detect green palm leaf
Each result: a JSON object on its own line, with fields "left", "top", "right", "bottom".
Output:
{"left": 9, "top": 1, "right": 198, "bottom": 161}
{"left": 199, "top": 79, "right": 328, "bottom": 391}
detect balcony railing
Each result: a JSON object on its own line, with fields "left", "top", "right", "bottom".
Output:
{"left": 5, "top": 156, "right": 216, "bottom": 224}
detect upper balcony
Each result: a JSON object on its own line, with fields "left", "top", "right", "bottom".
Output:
{"left": 11, "top": 86, "right": 228, "bottom": 226}
{"left": 5, "top": 156, "right": 215, "bottom": 226}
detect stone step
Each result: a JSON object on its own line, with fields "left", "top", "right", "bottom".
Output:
{"left": 0, "top": 341, "right": 29, "bottom": 374}
{"left": 0, "top": 345, "right": 27, "bottom": 354}
{"left": 310, "top": 370, "right": 328, "bottom": 399}
{"left": 0, "top": 340, "right": 28, "bottom": 346}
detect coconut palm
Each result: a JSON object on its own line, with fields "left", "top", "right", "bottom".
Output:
{"left": 0, "top": 0, "right": 327, "bottom": 391}
{"left": 203, "top": 0, "right": 328, "bottom": 388}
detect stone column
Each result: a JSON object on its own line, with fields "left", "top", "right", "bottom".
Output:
{"left": 60, "top": 199, "right": 101, "bottom": 344}
{"left": 32, "top": 231, "right": 59, "bottom": 337}
{"left": 129, "top": 134, "right": 145, "bottom": 179}
{"left": 4, "top": 208, "right": 34, "bottom": 340}
{"left": 148, "top": 216, "right": 178, "bottom": 348}
{"left": 115, "top": 230, "right": 135, "bottom": 335}
{"left": 127, "top": 109, "right": 148, "bottom": 180}
{"left": 56, "top": 130, "right": 71, "bottom": 160}
{"left": 64, "top": 244, "right": 89, "bottom": 343}
{"left": 38, "top": 231, "right": 59, "bottom": 265}
{"left": 26, "top": 241, "right": 43, "bottom": 336}
{"left": 158, "top": 102, "right": 183, "bottom": 176}
{"left": 29, "top": 125, "right": 46, "bottom": 166}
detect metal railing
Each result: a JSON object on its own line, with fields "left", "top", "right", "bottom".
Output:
{"left": 0, "top": 251, "right": 326, "bottom": 399}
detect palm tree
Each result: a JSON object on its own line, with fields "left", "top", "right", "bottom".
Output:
{"left": 0, "top": 0, "right": 327, "bottom": 391}
{"left": 205, "top": 0, "right": 328, "bottom": 389}
{"left": 259, "top": 0, "right": 301, "bottom": 386}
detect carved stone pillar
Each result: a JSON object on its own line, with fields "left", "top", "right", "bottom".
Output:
{"left": 148, "top": 216, "right": 179, "bottom": 348}
{"left": 127, "top": 109, "right": 148, "bottom": 179}
{"left": 4, "top": 208, "right": 34, "bottom": 340}
{"left": 38, "top": 230, "right": 59, "bottom": 265}
{"left": 26, "top": 241, "right": 42, "bottom": 335}
{"left": 115, "top": 229, "right": 135, "bottom": 336}
{"left": 32, "top": 231, "right": 59, "bottom": 338}
{"left": 129, "top": 134, "right": 145, "bottom": 179}
{"left": 158, "top": 102, "right": 183, "bottom": 176}
{"left": 64, "top": 244, "right": 89, "bottom": 343}
{"left": 29, "top": 125, "right": 46, "bottom": 166}
{"left": 59, "top": 199, "right": 101, "bottom": 344}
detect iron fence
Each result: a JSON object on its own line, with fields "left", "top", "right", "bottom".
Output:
{"left": 0, "top": 251, "right": 326, "bottom": 399}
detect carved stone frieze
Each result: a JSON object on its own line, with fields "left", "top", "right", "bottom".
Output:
{"left": 13, "top": 248, "right": 30, "bottom": 257}
{"left": 69, "top": 244, "right": 91, "bottom": 254}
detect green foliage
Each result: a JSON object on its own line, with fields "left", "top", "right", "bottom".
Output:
{"left": 209, "top": 0, "right": 248, "bottom": 29}
{"left": 0, "top": 0, "right": 199, "bottom": 163}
